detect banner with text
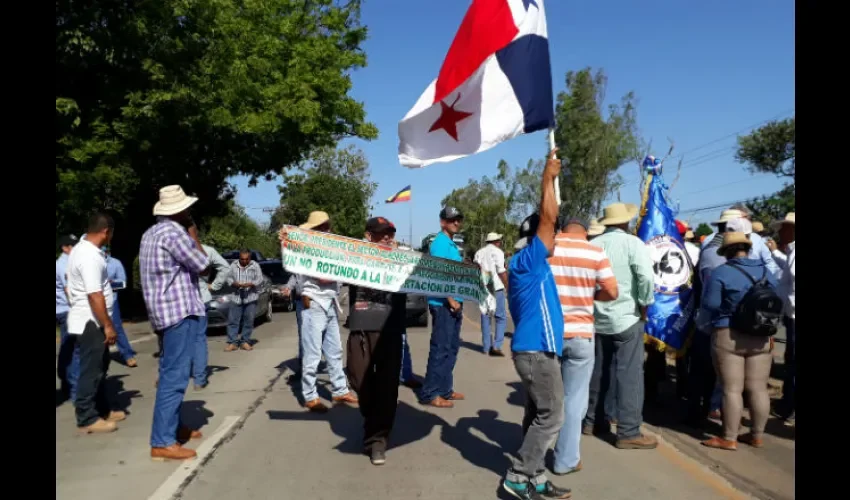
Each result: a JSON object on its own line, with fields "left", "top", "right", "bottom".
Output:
{"left": 280, "top": 226, "right": 487, "bottom": 303}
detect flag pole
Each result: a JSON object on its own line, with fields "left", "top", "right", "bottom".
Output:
{"left": 548, "top": 129, "right": 562, "bottom": 205}
{"left": 409, "top": 192, "right": 414, "bottom": 248}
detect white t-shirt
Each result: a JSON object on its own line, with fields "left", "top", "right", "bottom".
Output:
{"left": 66, "top": 239, "right": 114, "bottom": 334}
{"left": 474, "top": 243, "right": 506, "bottom": 291}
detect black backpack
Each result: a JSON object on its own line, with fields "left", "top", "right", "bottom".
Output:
{"left": 727, "top": 263, "right": 783, "bottom": 337}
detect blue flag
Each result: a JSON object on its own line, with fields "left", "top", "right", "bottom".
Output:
{"left": 636, "top": 167, "right": 696, "bottom": 353}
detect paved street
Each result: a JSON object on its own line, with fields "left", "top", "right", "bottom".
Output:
{"left": 56, "top": 302, "right": 793, "bottom": 500}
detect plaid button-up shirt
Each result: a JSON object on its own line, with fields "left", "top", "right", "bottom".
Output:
{"left": 139, "top": 218, "right": 209, "bottom": 331}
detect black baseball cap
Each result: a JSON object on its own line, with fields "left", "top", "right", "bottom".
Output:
{"left": 58, "top": 234, "right": 79, "bottom": 248}
{"left": 439, "top": 206, "right": 464, "bottom": 221}
{"left": 514, "top": 213, "right": 540, "bottom": 250}
{"left": 365, "top": 216, "right": 397, "bottom": 234}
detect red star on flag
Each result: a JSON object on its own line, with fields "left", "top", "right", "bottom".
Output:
{"left": 428, "top": 94, "right": 473, "bottom": 141}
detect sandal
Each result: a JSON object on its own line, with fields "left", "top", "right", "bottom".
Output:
{"left": 423, "top": 396, "right": 454, "bottom": 408}
{"left": 701, "top": 437, "right": 737, "bottom": 451}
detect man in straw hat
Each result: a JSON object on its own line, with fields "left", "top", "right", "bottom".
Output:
{"left": 140, "top": 185, "right": 211, "bottom": 461}
{"left": 583, "top": 202, "right": 658, "bottom": 450}
{"left": 280, "top": 211, "right": 358, "bottom": 413}
{"left": 474, "top": 231, "right": 509, "bottom": 356}
{"left": 502, "top": 149, "right": 572, "bottom": 500}
{"left": 587, "top": 219, "right": 605, "bottom": 240}
{"left": 771, "top": 212, "right": 795, "bottom": 426}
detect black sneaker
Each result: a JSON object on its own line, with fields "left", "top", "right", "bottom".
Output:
{"left": 538, "top": 480, "right": 572, "bottom": 498}
{"left": 370, "top": 448, "right": 386, "bottom": 466}
{"left": 502, "top": 481, "right": 545, "bottom": 500}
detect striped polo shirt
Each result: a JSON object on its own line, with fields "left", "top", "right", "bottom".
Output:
{"left": 549, "top": 234, "right": 616, "bottom": 339}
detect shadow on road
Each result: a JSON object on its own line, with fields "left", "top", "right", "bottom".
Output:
{"left": 181, "top": 400, "right": 215, "bottom": 431}
{"left": 106, "top": 374, "right": 142, "bottom": 414}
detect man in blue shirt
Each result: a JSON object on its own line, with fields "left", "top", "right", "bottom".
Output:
{"left": 57, "top": 234, "right": 80, "bottom": 401}
{"left": 502, "top": 150, "right": 571, "bottom": 500}
{"left": 105, "top": 249, "right": 138, "bottom": 367}
{"left": 418, "top": 206, "right": 466, "bottom": 408}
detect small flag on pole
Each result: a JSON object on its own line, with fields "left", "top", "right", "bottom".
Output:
{"left": 397, "top": 0, "right": 554, "bottom": 168}
{"left": 385, "top": 185, "right": 412, "bottom": 203}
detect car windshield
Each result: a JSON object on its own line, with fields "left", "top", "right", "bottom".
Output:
{"left": 260, "top": 262, "right": 289, "bottom": 284}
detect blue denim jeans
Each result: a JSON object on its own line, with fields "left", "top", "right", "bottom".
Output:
{"left": 584, "top": 322, "right": 645, "bottom": 439}
{"left": 686, "top": 331, "right": 717, "bottom": 421}
{"left": 57, "top": 312, "right": 80, "bottom": 401}
{"left": 111, "top": 298, "right": 137, "bottom": 362}
{"left": 300, "top": 303, "right": 349, "bottom": 401}
{"left": 192, "top": 314, "right": 209, "bottom": 386}
{"left": 481, "top": 289, "right": 507, "bottom": 352}
{"left": 295, "top": 298, "right": 304, "bottom": 361}
{"left": 553, "top": 336, "right": 595, "bottom": 472}
{"left": 400, "top": 331, "right": 414, "bottom": 382}
{"left": 227, "top": 301, "right": 256, "bottom": 345}
{"left": 419, "top": 305, "right": 462, "bottom": 403}
{"left": 151, "top": 316, "right": 199, "bottom": 448}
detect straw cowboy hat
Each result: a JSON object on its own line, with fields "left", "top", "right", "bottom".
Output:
{"left": 771, "top": 212, "right": 795, "bottom": 230}
{"left": 153, "top": 185, "right": 198, "bottom": 216}
{"left": 598, "top": 203, "right": 639, "bottom": 226}
{"left": 684, "top": 230, "right": 695, "bottom": 240}
{"left": 486, "top": 232, "right": 503, "bottom": 242}
{"left": 716, "top": 232, "right": 752, "bottom": 255}
{"left": 751, "top": 221, "right": 765, "bottom": 233}
{"left": 300, "top": 211, "right": 330, "bottom": 229}
{"left": 711, "top": 209, "right": 744, "bottom": 226}
{"left": 587, "top": 219, "right": 606, "bottom": 236}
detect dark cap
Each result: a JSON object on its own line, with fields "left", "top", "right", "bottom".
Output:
{"left": 58, "top": 234, "right": 79, "bottom": 248}
{"left": 559, "top": 215, "right": 589, "bottom": 231}
{"left": 439, "top": 206, "right": 464, "bottom": 221}
{"left": 365, "top": 216, "right": 397, "bottom": 234}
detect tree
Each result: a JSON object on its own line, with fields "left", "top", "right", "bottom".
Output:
{"left": 694, "top": 223, "right": 713, "bottom": 239}
{"left": 735, "top": 117, "right": 795, "bottom": 180}
{"left": 736, "top": 117, "right": 795, "bottom": 225}
{"left": 553, "top": 68, "right": 641, "bottom": 219}
{"left": 202, "top": 203, "right": 278, "bottom": 258}
{"left": 271, "top": 146, "right": 376, "bottom": 238}
{"left": 56, "top": 0, "right": 378, "bottom": 287}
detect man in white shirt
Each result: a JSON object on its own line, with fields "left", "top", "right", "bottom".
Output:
{"left": 771, "top": 213, "right": 795, "bottom": 425}
{"left": 65, "top": 212, "right": 125, "bottom": 434}
{"left": 474, "top": 232, "right": 508, "bottom": 356}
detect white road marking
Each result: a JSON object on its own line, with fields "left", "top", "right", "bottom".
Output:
{"left": 130, "top": 333, "right": 156, "bottom": 344}
{"left": 147, "top": 415, "right": 241, "bottom": 500}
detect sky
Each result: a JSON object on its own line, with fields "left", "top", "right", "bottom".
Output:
{"left": 232, "top": 0, "right": 795, "bottom": 245}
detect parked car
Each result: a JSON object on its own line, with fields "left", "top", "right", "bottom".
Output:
{"left": 205, "top": 274, "right": 274, "bottom": 329}
{"left": 406, "top": 294, "right": 428, "bottom": 327}
{"left": 259, "top": 259, "right": 295, "bottom": 312}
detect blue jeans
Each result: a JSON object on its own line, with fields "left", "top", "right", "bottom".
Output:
{"left": 151, "top": 316, "right": 198, "bottom": 448}
{"left": 295, "top": 298, "right": 304, "bottom": 361}
{"left": 585, "top": 322, "right": 645, "bottom": 439}
{"left": 300, "top": 303, "right": 349, "bottom": 401}
{"left": 192, "top": 314, "right": 209, "bottom": 386}
{"left": 554, "top": 337, "right": 595, "bottom": 472}
{"left": 481, "top": 289, "right": 507, "bottom": 352}
{"left": 686, "top": 332, "right": 717, "bottom": 421}
{"left": 112, "top": 298, "right": 137, "bottom": 362}
{"left": 57, "top": 312, "right": 80, "bottom": 401}
{"left": 227, "top": 301, "right": 256, "bottom": 345}
{"left": 400, "top": 331, "right": 413, "bottom": 382}
{"left": 419, "top": 305, "right": 462, "bottom": 403}
{"left": 781, "top": 316, "right": 795, "bottom": 414}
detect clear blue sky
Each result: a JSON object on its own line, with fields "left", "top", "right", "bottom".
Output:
{"left": 233, "top": 0, "right": 795, "bottom": 243}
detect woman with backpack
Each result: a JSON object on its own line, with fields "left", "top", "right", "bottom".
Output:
{"left": 700, "top": 229, "right": 781, "bottom": 451}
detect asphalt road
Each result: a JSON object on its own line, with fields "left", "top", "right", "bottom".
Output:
{"left": 56, "top": 301, "right": 791, "bottom": 500}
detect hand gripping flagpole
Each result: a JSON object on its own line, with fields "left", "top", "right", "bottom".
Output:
{"left": 548, "top": 129, "right": 562, "bottom": 205}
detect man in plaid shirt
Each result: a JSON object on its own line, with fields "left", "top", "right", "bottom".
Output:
{"left": 140, "top": 185, "right": 210, "bottom": 462}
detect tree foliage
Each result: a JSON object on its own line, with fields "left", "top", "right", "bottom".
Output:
{"left": 56, "top": 0, "right": 377, "bottom": 282}
{"left": 553, "top": 68, "right": 641, "bottom": 219}
{"left": 735, "top": 117, "right": 795, "bottom": 180}
{"left": 271, "top": 146, "right": 376, "bottom": 238}
{"left": 745, "top": 184, "right": 795, "bottom": 227}
{"left": 694, "top": 223, "right": 713, "bottom": 239}
{"left": 202, "top": 203, "right": 278, "bottom": 258}
{"left": 440, "top": 159, "right": 542, "bottom": 255}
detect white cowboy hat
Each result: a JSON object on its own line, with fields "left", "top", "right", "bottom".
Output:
{"left": 587, "top": 219, "right": 605, "bottom": 236}
{"left": 770, "top": 212, "right": 795, "bottom": 230}
{"left": 598, "top": 203, "right": 639, "bottom": 226}
{"left": 153, "top": 185, "right": 198, "bottom": 216}
{"left": 711, "top": 209, "right": 744, "bottom": 226}
{"left": 726, "top": 217, "right": 752, "bottom": 235}
{"left": 485, "top": 232, "right": 503, "bottom": 242}
{"left": 299, "top": 211, "right": 330, "bottom": 229}
{"left": 751, "top": 221, "right": 765, "bottom": 233}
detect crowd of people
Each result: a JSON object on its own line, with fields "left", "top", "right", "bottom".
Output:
{"left": 56, "top": 163, "right": 794, "bottom": 499}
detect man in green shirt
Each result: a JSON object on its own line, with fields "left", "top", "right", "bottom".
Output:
{"left": 583, "top": 202, "right": 658, "bottom": 450}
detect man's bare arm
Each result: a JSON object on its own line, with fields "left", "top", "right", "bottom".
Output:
{"left": 537, "top": 149, "right": 561, "bottom": 256}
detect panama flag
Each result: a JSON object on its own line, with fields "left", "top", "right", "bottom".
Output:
{"left": 398, "top": 0, "right": 554, "bottom": 168}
